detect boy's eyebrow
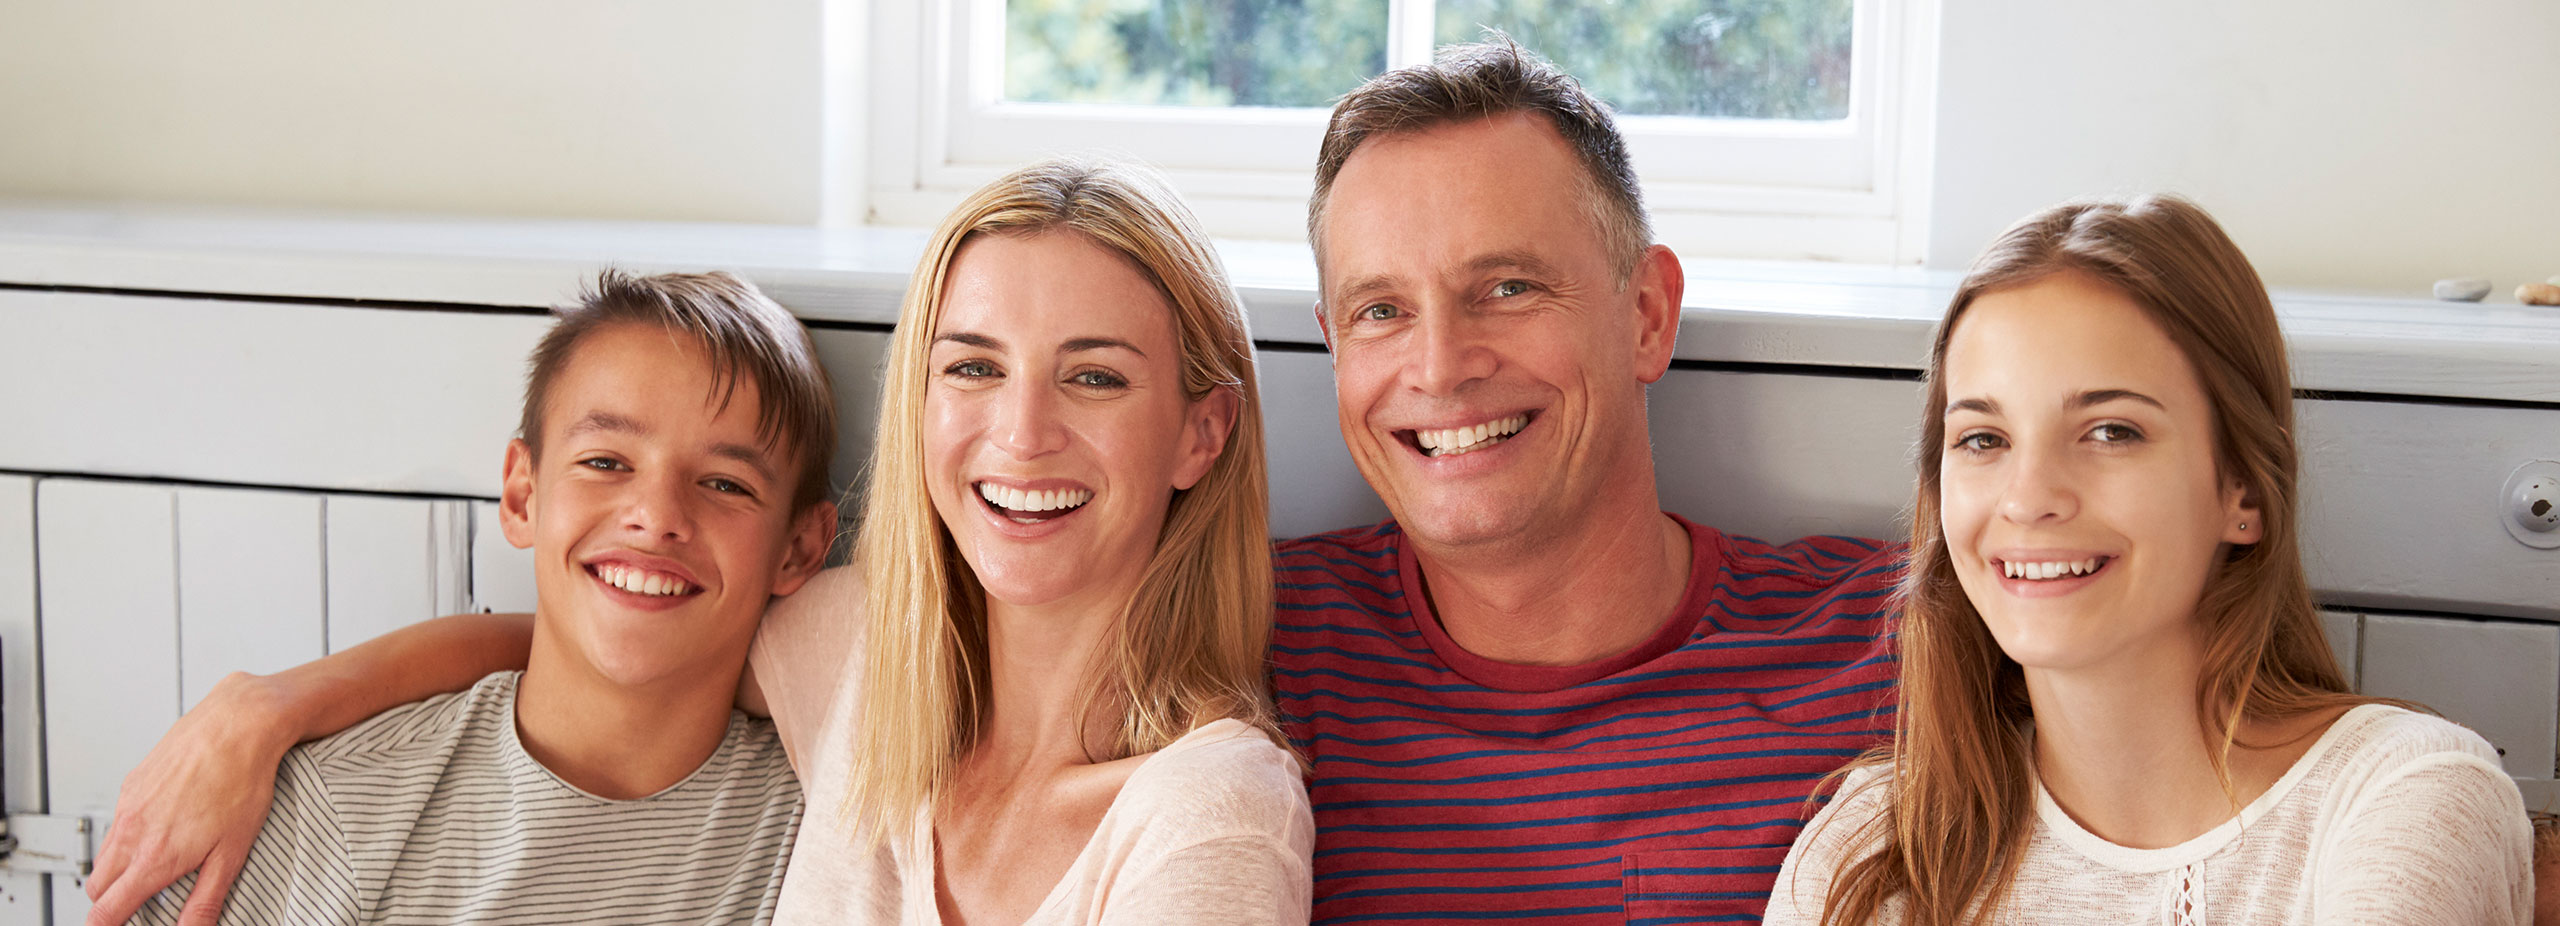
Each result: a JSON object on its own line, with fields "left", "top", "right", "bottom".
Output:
{"left": 710, "top": 442, "right": 780, "bottom": 480}
{"left": 564, "top": 410, "right": 647, "bottom": 438}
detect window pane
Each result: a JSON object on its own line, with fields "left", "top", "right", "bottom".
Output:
{"left": 1435, "top": 0, "right": 1852, "bottom": 119}
{"left": 1006, "top": 0, "right": 1389, "bottom": 108}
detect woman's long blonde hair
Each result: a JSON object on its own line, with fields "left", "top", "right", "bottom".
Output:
{"left": 845, "top": 158, "right": 1278, "bottom": 839}
{"left": 1814, "top": 195, "right": 2375, "bottom": 924}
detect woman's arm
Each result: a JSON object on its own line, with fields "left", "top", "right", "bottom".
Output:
{"left": 82, "top": 612, "right": 534, "bottom": 926}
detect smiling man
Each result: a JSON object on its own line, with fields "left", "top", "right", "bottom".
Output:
{"left": 128, "top": 271, "right": 838, "bottom": 926}
{"left": 1272, "top": 40, "right": 1905, "bottom": 923}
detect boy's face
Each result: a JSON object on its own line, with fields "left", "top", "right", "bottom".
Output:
{"left": 499, "top": 323, "right": 832, "bottom": 692}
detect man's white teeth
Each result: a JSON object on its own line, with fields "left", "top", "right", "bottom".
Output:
{"left": 1417, "top": 414, "right": 1530, "bottom": 458}
{"left": 975, "top": 482, "right": 1094, "bottom": 513}
{"left": 2003, "top": 558, "right": 2104, "bottom": 580}
{"left": 598, "top": 563, "right": 694, "bottom": 597}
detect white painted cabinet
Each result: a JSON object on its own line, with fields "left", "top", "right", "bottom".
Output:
{"left": 470, "top": 501, "right": 538, "bottom": 615}
{"left": 1258, "top": 348, "right": 1387, "bottom": 539}
{"left": 0, "top": 476, "right": 44, "bottom": 924}
{"left": 2360, "top": 613, "right": 2560, "bottom": 780}
{"left": 175, "top": 487, "right": 328, "bottom": 710}
{"left": 2317, "top": 609, "right": 2360, "bottom": 689}
{"left": 324, "top": 496, "right": 472, "bottom": 651}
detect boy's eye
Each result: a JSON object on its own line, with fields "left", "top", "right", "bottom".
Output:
{"left": 703, "top": 477, "right": 753, "bottom": 496}
{"left": 1492, "top": 280, "right": 1530, "bottom": 298}
{"left": 578, "top": 457, "right": 627, "bottom": 472}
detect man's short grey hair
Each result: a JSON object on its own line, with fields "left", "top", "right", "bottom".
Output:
{"left": 1308, "top": 34, "right": 1653, "bottom": 285}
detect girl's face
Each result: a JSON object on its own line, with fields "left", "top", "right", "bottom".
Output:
{"left": 1937, "top": 270, "right": 2259, "bottom": 676}
{"left": 922, "top": 230, "right": 1230, "bottom": 615}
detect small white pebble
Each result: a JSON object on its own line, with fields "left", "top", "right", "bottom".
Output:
{"left": 2435, "top": 278, "right": 2492, "bottom": 302}
{"left": 2518, "top": 283, "right": 2560, "bottom": 306}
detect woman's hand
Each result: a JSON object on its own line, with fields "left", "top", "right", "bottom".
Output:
{"left": 82, "top": 671, "right": 302, "bottom": 926}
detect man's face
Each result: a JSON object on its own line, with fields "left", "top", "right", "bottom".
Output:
{"left": 500, "top": 323, "right": 830, "bottom": 691}
{"left": 1316, "top": 112, "right": 1679, "bottom": 552}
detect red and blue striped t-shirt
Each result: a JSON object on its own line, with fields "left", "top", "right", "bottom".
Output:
{"left": 1272, "top": 515, "right": 1903, "bottom": 924}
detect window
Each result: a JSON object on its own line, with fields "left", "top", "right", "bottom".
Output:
{"left": 864, "top": 0, "right": 1937, "bottom": 263}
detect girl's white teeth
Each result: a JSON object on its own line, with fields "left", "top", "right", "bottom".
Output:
{"left": 1417, "top": 414, "right": 1530, "bottom": 457}
{"left": 599, "top": 563, "right": 694, "bottom": 597}
{"left": 2003, "top": 558, "right": 2104, "bottom": 580}
{"left": 975, "top": 482, "right": 1094, "bottom": 513}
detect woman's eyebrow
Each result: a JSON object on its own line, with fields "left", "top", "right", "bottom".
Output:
{"left": 1945, "top": 396, "right": 1999, "bottom": 417}
{"left": 934, "top": 331, "right": 1002, "bottom": 350}
{"left": 1060, "top": 336, "right": 1145, "bottom": 358}
{"left": 2071, "top": 388, "right": 2166, "bottom": 411}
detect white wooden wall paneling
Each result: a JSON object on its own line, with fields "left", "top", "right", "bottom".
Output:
{"left": 2297, "top": 399, "right": 2560, "bottom": 621}
{"left": 470, "top": 502, "right": 537, "bottom": 615}
{"left": 174, "top": 487, "right": 326, "bottom": 711}
{"left": 808, "top": 328, "right": 888, "bottom": 503}
{"left": 2317, "top": 609, "right": 2361, "bottom": 690}
{"left": 0, "top": 476, "right": 44, "bottom": 924}
{"left": 2359, "top": 614, "right": 2560, "bottom": 780}
{"left": 0, "top": 289, "right": 546, "bottom": 498}
{"left": 1648, "top": 370, "right": 1922, "bottom": 546}
{"left": 325, "top": 496, "right": 471, "bottom": 652}
{"left": 35, "top": 480, "right": 181, "bottom": 925}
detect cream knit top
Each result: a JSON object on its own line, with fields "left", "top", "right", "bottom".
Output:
{"left": 1764, "top": 704, "right": 2531, "bottom": 925}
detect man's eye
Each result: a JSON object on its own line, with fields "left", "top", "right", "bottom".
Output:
{"left": 945, "top": 360, "right": 999, "bottom": 378}
{"left": 1071, "top": 369, "right": 1127, "bottom": 389}
{"left": 1358, "top": 303, "right": 1401, "bottom": 322}
{"left": 1492, "top": 280, "right": 1530, "bottom": 298}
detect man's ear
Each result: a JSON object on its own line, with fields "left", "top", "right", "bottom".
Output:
{"left": 1631, "top": 244, "right": 1684, "bottom": 384}
{"left": 499, "top": 439, "right": 539, "bottom": 550}
{"left": 1172, "top": 387, "right": 1240, "bottom": 492}
{"left": 770, "top": 498, "right": 839, "bottom": 597}
{"left": 2222, "top": 472, "right": 2264, "bottom": 546}
{"left": 1313, "top": 300, "right": 1335, "bottom": 354}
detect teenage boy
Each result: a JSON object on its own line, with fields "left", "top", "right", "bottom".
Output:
{"left": 126, "top": 271, "right": 838, "bottom": 925}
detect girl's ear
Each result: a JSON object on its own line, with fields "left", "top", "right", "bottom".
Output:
{"left": 2222, "top": 471, "right": 2263, "bottom": 546}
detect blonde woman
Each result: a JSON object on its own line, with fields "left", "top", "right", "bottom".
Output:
{"left": 1764, "top": 196, "right": 2531, "bottom": 925}
{"left": 85, "top": 159, "right": 1312, "bottom": 925}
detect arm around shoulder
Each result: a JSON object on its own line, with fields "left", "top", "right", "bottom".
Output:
{"left": 2319, "top": 739, "right": 2533, "bottom": 925}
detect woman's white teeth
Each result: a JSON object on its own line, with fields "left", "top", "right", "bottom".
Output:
{"left": 598, "top": 563, "right": 694, "bottom": 597}
{"left": 976, "top": 483, "right": 1094, "bottom": 514}
{"left": 1417, "top": 414, "right": 1529, "bottom": 457}
{"left": 2003, "top": 558, "right": 2104, "bottom": 580}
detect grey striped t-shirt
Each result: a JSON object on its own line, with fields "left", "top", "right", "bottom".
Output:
{"left": 135, "top": 671, "right": 801, "bottom": 926}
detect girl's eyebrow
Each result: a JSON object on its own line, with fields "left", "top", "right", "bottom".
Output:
{"left": 2071, "top": 388, "right": 2166, "bottom": 411}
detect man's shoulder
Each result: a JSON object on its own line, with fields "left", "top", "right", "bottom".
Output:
{"left": 1694, "top": 522, "right": 1906, "bottom": 596}
{"left": 1273, "top": 521, "right": 1405, "bottom": 605}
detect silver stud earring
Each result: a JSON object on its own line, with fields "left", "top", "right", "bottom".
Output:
{"left": 2238, "top": 522, "right": 2250, "bottom": 530}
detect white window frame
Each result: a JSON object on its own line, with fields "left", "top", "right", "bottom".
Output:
{"left": 863, "top": 0, "right": 1940, "bottom": 264}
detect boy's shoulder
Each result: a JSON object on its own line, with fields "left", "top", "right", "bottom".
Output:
{"left": 295, "top": 670, "right": 519, "bottom": 773}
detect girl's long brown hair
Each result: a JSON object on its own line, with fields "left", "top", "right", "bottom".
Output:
{"left": 1813, "top": 195, "right": 2373, "bottom": 924}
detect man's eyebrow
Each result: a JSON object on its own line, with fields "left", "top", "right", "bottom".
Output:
{"left": 2071, "top": 388, "right": 2167, "bottom": 411}
{"left": 1945, "top": 397, "right": 1999, "bottom": 417}
{"left": 1328, "top": 273, "right": 1402, "bottom": 315}
{"left": 563, "top": 411, "right": 648, "bottom": 438}
{"left": 1467, "top": 249, "right": 1567, "bottom": 280}
{"left": 1061, "top": 336, "right": 1145, "bottom": 357}
{"left": 934, "top": 331, "right": 1002, "bottom": 350}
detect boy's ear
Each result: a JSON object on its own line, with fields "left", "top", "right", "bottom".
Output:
{"left": 1172, "top": 387, "right": 1239, "bottom": 492}
{"left": 770, "top": 498, "right": 838, "bottom": 597}
{"left": 499, "top": 439, "right": 539, "bottom": 550}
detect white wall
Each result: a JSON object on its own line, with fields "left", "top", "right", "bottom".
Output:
{"left": 1928, "top": 0, "right": 2560, "bottom": 294}
{"left": 0, "top": 0, "right": 829, "bottom": 224}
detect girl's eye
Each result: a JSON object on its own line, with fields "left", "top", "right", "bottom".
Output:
{"left": 1952, "top": 432, "right": 2005, "bottom": 453}
{"left": 945, "top": 360, "right": 999, "bottom": 379}
{"left": 1492, "top": 280, "right": 1530, "bottom": 298}
{"left": 2090, "top": 423, "right": 2145, "bottom": 444}
{"left": 1071, "top": 369, "right": 1128, "bottom": 389}
{"left": 1358, "top": 303, "right": 1401, "bottom": 322}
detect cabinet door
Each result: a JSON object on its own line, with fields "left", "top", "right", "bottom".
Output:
{"left": 36, "top": 479, "right": 181, "bottom": 924}
{"left": 325, "top": 496, "right": 471, "bottom": 649}
{"left": 1259, "top": 348, "right": 1388, "bottom": 539}
{"left": 176, "top": 487, "right": 327, "bottom": 710}
{"left": 2316, "top": 609, "right": 2360, "bottom": 690}
{"left": 2360, "top": 613, "right": 2560, "bottom": 779}
{"left": 0, "top": 476, "right": 43, "bottom": 924}
{"left": 471, "top": 501, "right": 538, "bottom": 614}
{"left": 1648, "top": 370, "right": 1922, "bottom": 544}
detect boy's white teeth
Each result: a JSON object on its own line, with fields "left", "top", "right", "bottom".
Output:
{"left": 1417, "top": 414, "right": 1529, "bottom": 457}
{"left": 2003, "top": 558, "right": 2104, "bottom": 580}
{"left": 975, "top": 482, "right": 1094, "bottom": 513}
{"left": 598, "top": 563, "right": 694, "bottom": 597}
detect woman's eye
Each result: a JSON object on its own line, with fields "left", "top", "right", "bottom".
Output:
{"left": 2089, "top": 423, "right": 2145, "bottom": 444}
{"left": 1358, "top": 303, "right": 1401, "bottom": 322}
{"left": 944, "top": 360, "right": 999, "bottom": 379}
{"left": 1952, "top": 432, "right": 2005, "bottom": 453}
{"left": 1071, "top": 369, "right": 1128, "bottom": 389}
{"left": 1492, "top": 280, "right": 1531, "bottom": 298}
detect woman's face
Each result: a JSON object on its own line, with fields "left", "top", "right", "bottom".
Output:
{"left": 924, "top": 230, "right": 1230, "bottom": 613}
{"left": 1937, "top": 270, "right": 2258, "bottom": 676}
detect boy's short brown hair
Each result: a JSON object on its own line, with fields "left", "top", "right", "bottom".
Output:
{"left": 518, "top": 270, "right": 837, "bottom": 511}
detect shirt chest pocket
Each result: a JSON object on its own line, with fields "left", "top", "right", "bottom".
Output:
{"left": 1621, "top": 847, "right": 1792, "bottom": 924}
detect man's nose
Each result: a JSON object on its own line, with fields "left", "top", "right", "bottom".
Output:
{"left": 1408, "top": 308, "right": 1495, "bottom": 395}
